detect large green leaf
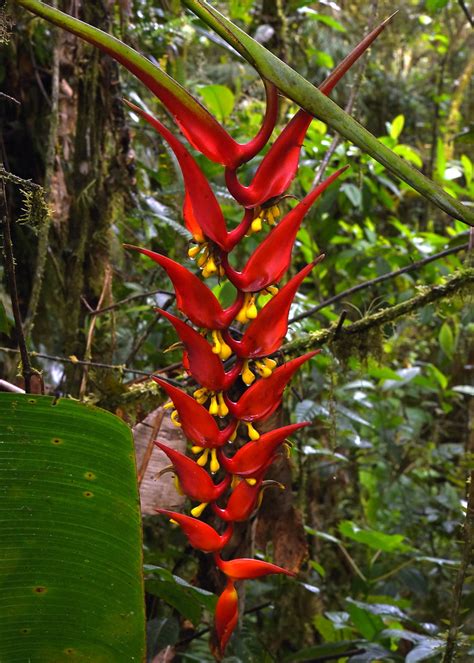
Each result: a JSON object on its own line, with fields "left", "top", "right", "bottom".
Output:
{"left": 0, "top": 394, "right": 145, "bottom": 662}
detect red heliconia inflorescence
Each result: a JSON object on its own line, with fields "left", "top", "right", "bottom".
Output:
{"left": 133, "top": 24, "right": 390, "bottom": 655}
{"left": 20, "top": 2, "right": 390, "bottom": 654}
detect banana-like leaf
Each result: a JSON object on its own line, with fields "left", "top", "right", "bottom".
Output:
{"left": 0, "top": 395, "right": 145, "bottom": 662}
{"left": 182, "top": 0, "right": 474, "bottom": 227}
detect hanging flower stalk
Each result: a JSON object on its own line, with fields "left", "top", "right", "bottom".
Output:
{"left": 17, "top": 0, "right": 390, "bottom": 655}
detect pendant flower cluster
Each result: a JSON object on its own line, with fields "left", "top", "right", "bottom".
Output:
{"left": 122, "top": 23, "right": 387, "bottom": 657}
{"left": 16, "top": 1, "right": 389, "bottom": 655}
{"left": 123, "top": 22, "right": 386, "bottom": 654}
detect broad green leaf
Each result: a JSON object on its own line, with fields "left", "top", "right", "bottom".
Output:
{"left": 381, "top": 367, "right": 421, "bottom": 391}
{"left": 383, "top": 630, "right": 444, "bottom": 662}
{"left": 299, "top": 10, "right": 347, "bottom": 32}
{"left": 438, "top": 322, "right": 455, "bottom": 358}
{"left": 313, "top": 50, "right": 335, "bottom": 69}
{"left": 0, "top": 394, "right": 145, "bottom": 661}
{"left": 145, "top": 565, "right": 217, "bottom": 625}
{"left": 198, "top": 84, "right": 235, "bottom": 122}
{"left": 452, "top": 385, "right": 474, "bottom": 396}
{"left": 339, "top": 521, "right": 412, "bottom": 553}
{"left": 393, "top": 144, "right": 423, "bottom": 168}
{"left": 341, "top": 183, "right": 362, "bottom": 208}
{"left": 346, "top": 599, "right": 408, "bottom": 622}
{"left": 346, "top": 601, "right": 384, "bottom": 640}
{"left": 367, "top": 365, "right": 404, "bottom": 381}
{"left": 389, "top": 115, "right": 405, "bottom": 140}
{"left": 427, "top": 364, "right": 448, "bottom": 390}
{"left": 406, "top": 643, "right": 445, "bottom": 662}
{"left": 336, "top": 404, "right": 372, "bottom": 428}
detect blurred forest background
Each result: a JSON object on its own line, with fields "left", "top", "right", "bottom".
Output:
{"left": 1, "top": 0, "right": 474, "bottom": 660}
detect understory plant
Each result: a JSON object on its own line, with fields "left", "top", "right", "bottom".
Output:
{"left": 17, "top": 0, "right": 394, "bottom": 657}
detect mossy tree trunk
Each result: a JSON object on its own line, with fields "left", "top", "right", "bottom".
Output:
{"left": 2, "top": 1, "right": 133, "bottom": 395}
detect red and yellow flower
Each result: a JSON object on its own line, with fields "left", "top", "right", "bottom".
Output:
{"left": 16, "top": 1, "right": 391, "bottom": 654}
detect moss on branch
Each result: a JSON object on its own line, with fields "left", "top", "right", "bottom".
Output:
{"left": 283, "top": 268, "right": 474, "bottom": 359}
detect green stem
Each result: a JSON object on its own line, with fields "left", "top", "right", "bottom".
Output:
{"left": 183, "top": 0, "right": 474, "bottom": 227}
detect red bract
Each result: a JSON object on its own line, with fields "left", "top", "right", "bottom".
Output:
{"left": 125, "top": 246, "right": 243, "bottom": 329}
{"left": 222, "top": 167, "right": 348, "bottom": 292}
{"left": 154, "top": 378, "right": 236, "bottom": 448}
{"left": 155, "top": 442, "right": 230, "bottom": 503}
{"left": 225, "top": 17, "right": 391, "bottom": 208}
{"left": 226, "top": 352, "right": 319, "bottom": 422}
{"left": 125, "top": 101, "right": 230, "bottom": 248}
{"left": 218, "top": 422, "right": 309, "bottom": 477}
{"left": 214, "top": 554, "right": 295, "bottom": 580}
{"left": 211, "top": 478, "right": 263, "bottom": 522}
{"left": 17, "top": 1, "right": 281, "bottom": 169}
{"left": 156, "top": 509, "right": 233, "bottom": 552}
{"left": 225, "top": 259, "right": 323, "bottom": 358}
{"left": 157, "top": 309, "right": 242, "bottom": 391}
{"left": 215, "top": 579, "right": 239, "bottom": 654}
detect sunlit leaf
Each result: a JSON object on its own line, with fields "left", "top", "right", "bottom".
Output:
{"left": 339, "top": 521, "right": 413, "bottom": 552}
{"left": 389, "top": 114, "right": 405, "bottom": 140}
{"left": 198, "top": 84, "right": 235, "bottom": 122}
{"left": 461, "top": 154, "right": 472, "bottom": 186}
{"left": 438, "top": 322, "right": 455, "bottom": 358}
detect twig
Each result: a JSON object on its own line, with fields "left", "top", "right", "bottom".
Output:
{"left": 334, "top": 310, "right": 347, "bottom": 338}
{"left": 0, "top": 346, "right": 157, "bottom": 377}
{"left": 0, "top": 92, "right": 20, "bottom": 105}
{"left": 284, "top": 268, "right": 474, "bottom": 354}
{"left": 0, "top": 165, "right": 42, "bottom": 191}
{"left": 79, "top": 264, "right": 112, "bottom": 397}
{"left": 0, "top": 379, "right": 25, "bottom": 393}
{"left": 88, "top": 288, "right": 175, "bottom": 316}
{"left": 289, "top": 241, "right": 469, "bottom": 325}
{"left": 125, "top": 297, "right": 173, "bottom": 365}
{"left": 458, "top": 0, "right": 474, "bottom": 28}
{"left": 0, "top": 180, "right": 35, "bottom": 392}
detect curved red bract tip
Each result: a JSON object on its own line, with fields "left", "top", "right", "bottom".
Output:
{"left": 124, "top": 101, "right": 229, "bottom": 248}
{"left": 215, "top": 579, "right": 239, "bottom": 654}
{"left": 212, "top": 477, "right": 262, "bottom": 522}
{"left": 157, "top": 509, "right": 233, "bottom": 552}
{"left": 215, "top": 554, "right": 296, "bottom": 580}
{"left": 154, "top": 378, "right": 236, "bottom": 447}
{"left": 157, "top": 308, "right": 227, "bottom": 391}
{"left": 155, "top": 442, "right": 230, "bottom": 502}
{"left": 125, "top": 245, "right": 243, "bottom": 329}
{"left": 222, "top": 167, "right": 348, "bottom": 292}
{"left": 226, "top": 351, "right": 319, "bottom": 422}
{"left": 226, "top": 259, "right": 323, "bottom": 358}
{"left": 218, "top": 422, "right": 309, "bottom": 477}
